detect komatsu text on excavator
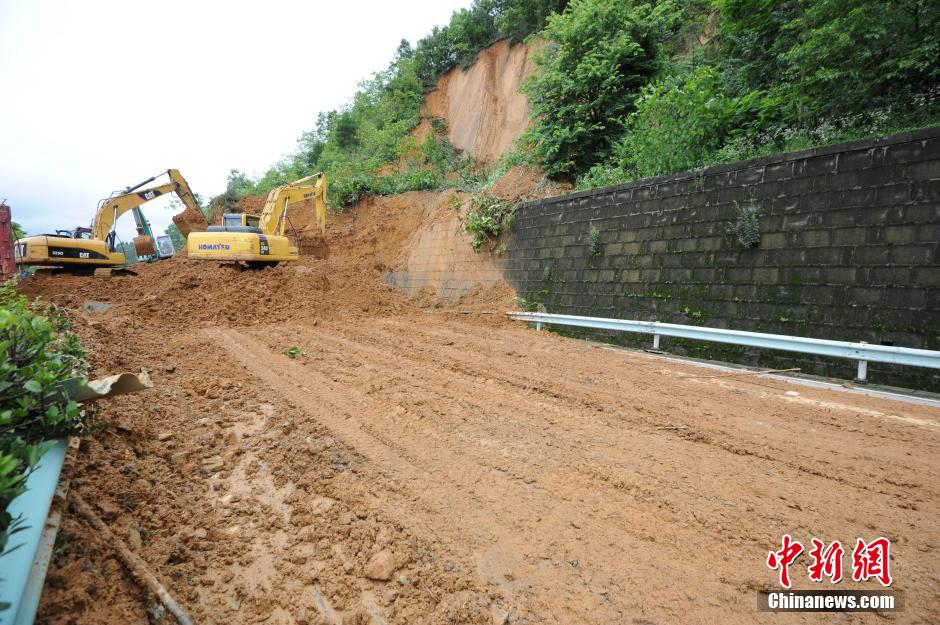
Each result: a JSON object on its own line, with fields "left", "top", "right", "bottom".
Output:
{"left": 14, "top": 169, "right": 208, "bottom": 271}
{"left": 186, "top": 172, "right": 326, "bottom": 267}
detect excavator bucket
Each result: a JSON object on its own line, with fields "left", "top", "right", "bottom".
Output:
{"left": 133, "top": 235, "right": 157, "bottom": 257}
{"left": 172, "top": 206, "right": 209, "bottom": 237}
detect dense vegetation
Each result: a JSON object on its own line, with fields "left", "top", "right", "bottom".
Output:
{"left": 0, "top": 282, "right": 91, "bottom": 563}
{"left": 545, "top": 0, "right": 940, "bottom": 188}
{"left": 213, "top": 0, "right": 939, "bottom": 211}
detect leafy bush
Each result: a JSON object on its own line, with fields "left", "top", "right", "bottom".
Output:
{"left": 0, "top": 281, "right": 90, "bottom": 557}
{"left": 588, "top": 225, "right": 601, "bottom": 256}
{"left": 464, "top": 193, "right": 516, "bottom": 251}
{"left": 522, "top": 0, "right": 680, "bottom": 176}
{"left": 732, "top": 202, "right": 760, "bottom": 248}
{"left": 715, "top": 89, "right": 940, "bottom": 164}
{"left": 618, "top": 66, "right": 763, "bottom": 177}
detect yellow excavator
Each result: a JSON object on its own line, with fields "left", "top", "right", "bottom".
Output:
{"left": 186, "top": 172, "right": 326, "bottom": 267}
{"left": 14, "top": 169, "right": 208, "bottom": 271}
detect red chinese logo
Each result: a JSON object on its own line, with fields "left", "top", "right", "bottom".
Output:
{"left": 766, "top": 535, "right": 892, "bottom": 587}
{"left": 851, "top": 537, "right": 893, "bottom": 587}
{"left": 807, "top": 539, "right": 844, "bottom": 583}
{"left": 766, "top": 534, "right": 804, "bottom": 588}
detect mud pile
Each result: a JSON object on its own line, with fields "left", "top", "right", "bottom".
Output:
{"left": 21, "top": 192, "right": 516, "bottom": 326}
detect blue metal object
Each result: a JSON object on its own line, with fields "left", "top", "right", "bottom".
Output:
{"left": 0, "top": 440, "right": 68, "bottom": 625}
{"left": 507, "top": 312, "right": 940, "bottom": 379}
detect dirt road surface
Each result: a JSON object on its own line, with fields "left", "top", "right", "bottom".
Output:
{"left": 18, "top": 202, "right": 940, "bottom": 625}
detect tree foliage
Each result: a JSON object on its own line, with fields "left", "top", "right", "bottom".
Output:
{"left": 717, "top": 0, "right": 940, "bottom": 122}
{"left": 569, "top": 0, "right": 940, "bottom": 188}
{"left": 522, "top": 0, "right": 680, "bottom": 176}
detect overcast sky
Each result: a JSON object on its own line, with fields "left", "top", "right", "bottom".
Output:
{"left": 0, "top": 0, "right": 471, "bottom": 243}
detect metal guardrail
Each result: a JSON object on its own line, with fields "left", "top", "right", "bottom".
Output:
{"left": 507, "top": 312, "right": 940, "bottom": 381}
{"left": 0, "top": 440, "right": 68, "bottom": 625}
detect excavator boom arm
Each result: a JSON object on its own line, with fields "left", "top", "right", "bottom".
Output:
{"left": 258, "top": 173, "right": 326, "bottom": 236}
{"left": 91, "top": 169, "right": 206, "bottom": 240}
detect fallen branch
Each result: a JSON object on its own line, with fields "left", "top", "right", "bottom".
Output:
{"left": 71, "top": 492, "right": 195, "bottom": 625}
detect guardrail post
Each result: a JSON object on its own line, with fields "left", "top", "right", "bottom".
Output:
{"left": 652, "top": 334, "right": 661, "bottom": 350}
{"left": 857, "top": 360, "right": 868, "bottom": 383}
{"left": 535, "top": 321, "right": 543, "bottom": 332}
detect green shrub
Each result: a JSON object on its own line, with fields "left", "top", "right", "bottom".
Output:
{"left": 717, "top": 0, "right": 940, "bottom": 124}
{"left": 588, "top": 225, "right": 601, "bottom": 256}
{"left": 464, "top": 193, "right": 516, "bottom": 252}
{"left": 617, "top": 65, "right": 763, "bottom": 178}
{"left": 0, "top": 281, "right": 90, "bottom": 557}
{"left": 732, "top": 202, "right": 760, "bottom": 248}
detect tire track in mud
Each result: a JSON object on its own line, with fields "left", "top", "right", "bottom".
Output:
{"left": 207, "top": 326, "right": 760, "bottom": 624}
{"left": 322, "top": 320, "right": 932, "bottom": 499}
{"left": 298, "top": 319, "right": 940, "bottom": 543}
{"left": 391, "top": 316, "right": 940, "bottom": 441}
{"left": 264, "top": 323, "right": 796, "bottom": 547}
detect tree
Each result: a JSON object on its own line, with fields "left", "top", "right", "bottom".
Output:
{"left": 613, "top": 65, "right": 761, "bottom": 178}
{"left": 494, "top": 0, "right": 569, "bottom": 43}
{"left": 164, "top": 223, "right": 186, "bottom": 251}
{"left": 717, "top": 0, "right": 940, "bottom": 124}
{"left": 522, "top": 0, "right": 679, "bottom": 176}
{"left": 11, "top": 222, "right": 25, "bottom": 240}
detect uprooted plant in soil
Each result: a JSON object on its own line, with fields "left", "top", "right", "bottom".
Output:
{"left": 463, "top": 192, "right": 517, "bottom": 252}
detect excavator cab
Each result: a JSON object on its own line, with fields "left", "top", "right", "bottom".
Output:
{"left": 213, "top": 213, "right": 262, "bottom": 232}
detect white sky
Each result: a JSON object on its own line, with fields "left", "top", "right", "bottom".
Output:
{"left": 0, "top": 0, "right": 471, "bottom": 243}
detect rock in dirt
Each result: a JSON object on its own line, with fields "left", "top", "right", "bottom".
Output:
{"left": 364, "top": 550, "right": 396, "bottom": 581}
{"left": 333, "top": 544, "right": 355, "bottom": 574}
{"left": 202, "top": 456, "right": 224, "bottom": 472}
{"left": 156, "top": 431, "right": 173, "bottom": 442}
{"left": 306, "top": 436, "right": 334, "bottom": 454}
{"left": 309, "top": 496, "right": 335, "bottom": 515}
{"left": 168, "top": 451, "right": 188, "bottom": 466}
{"left": 82, "top": 300, "right": 111, "bottom": 313}
{"left": 126, "top": 527, "right": 143, "bottom": 551}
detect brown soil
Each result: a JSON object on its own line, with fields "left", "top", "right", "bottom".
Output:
{"left": 487, "top": 165, "right": 570, "bottom": 205}
{"left": 424, "top": 39, "right": 535, "bottom": 165}
{"left": 18, "top": 191, "right": 940, "bottom": 625}
{"left": 171, "top": 207, "right": 209, "bottom": 237}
